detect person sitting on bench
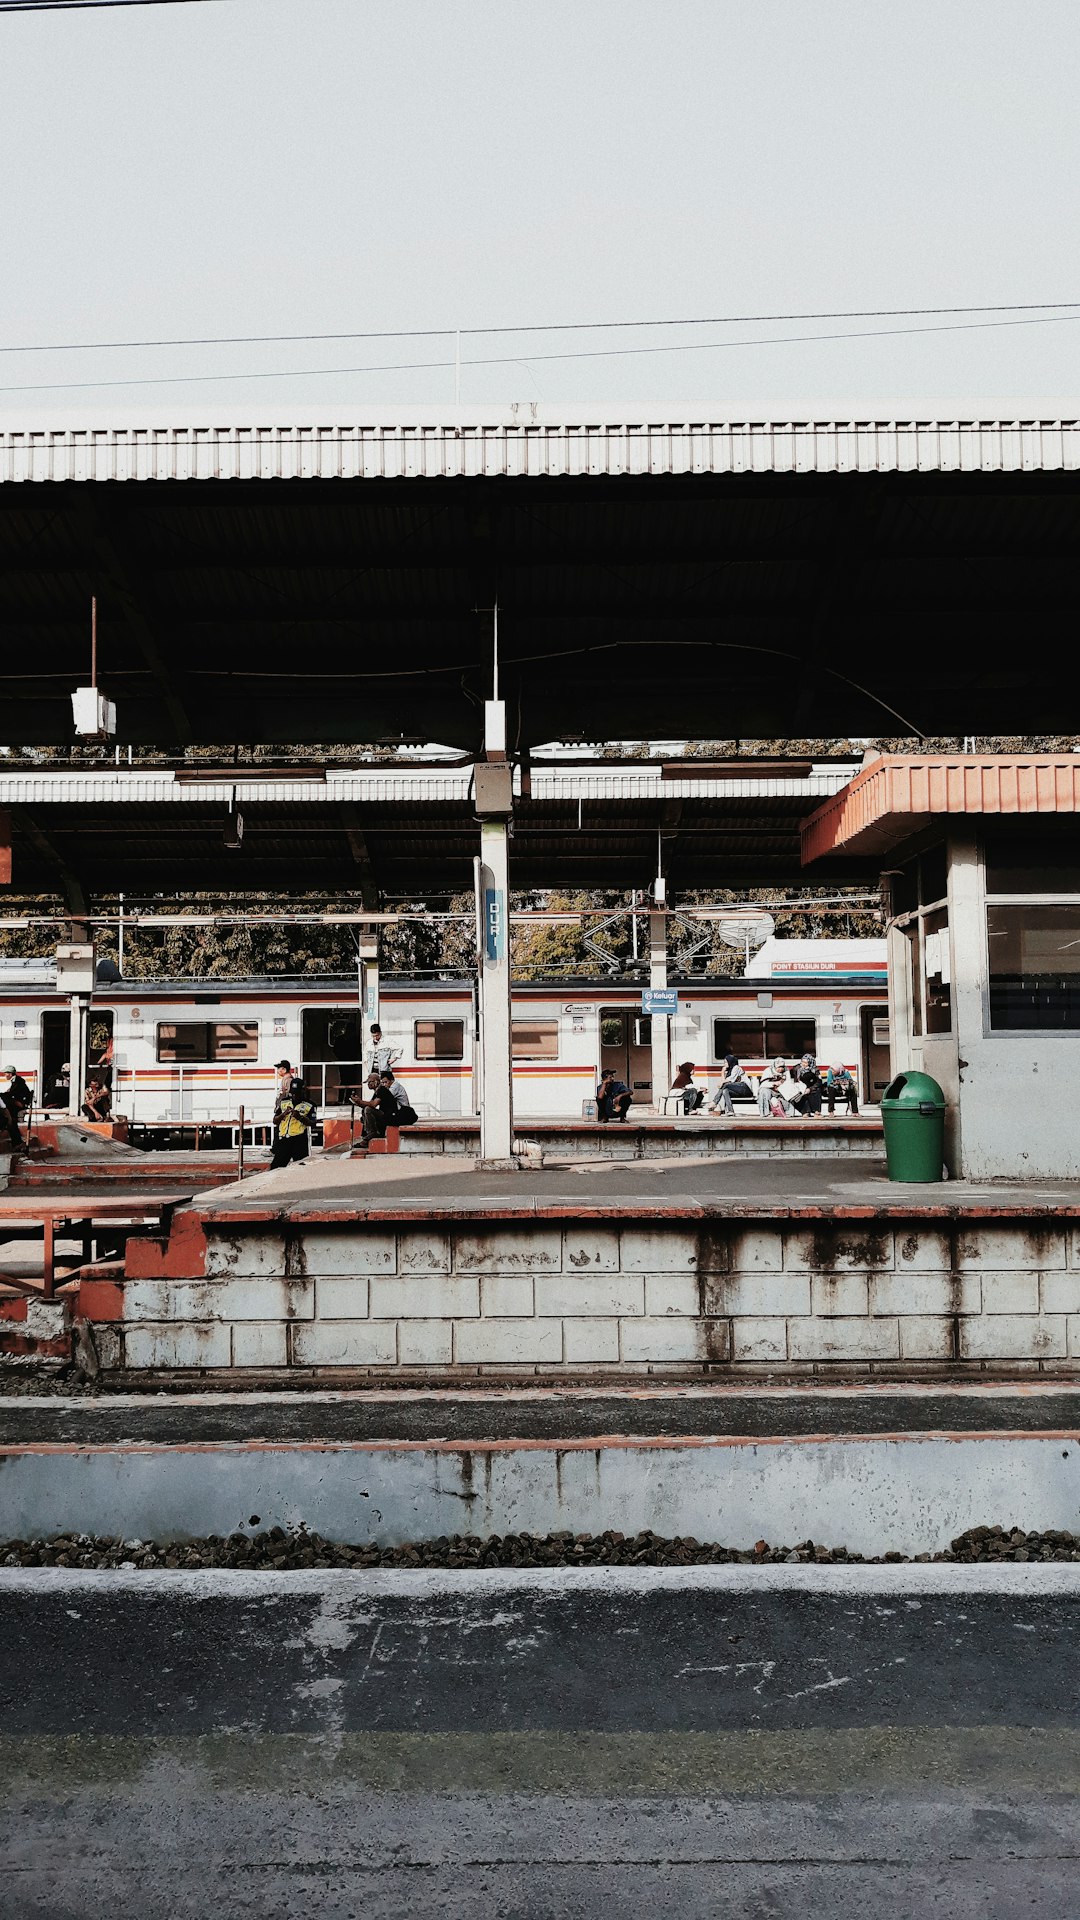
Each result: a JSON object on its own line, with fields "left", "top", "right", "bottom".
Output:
{"left": 596, "top": 1068, "right": 632, "bottom": 1123}
{"left": 669, "top": 1061, "right": 704, "bottom": 1115}
{"left": 824, "top": 1063, "right": 859, "bottom": 1114}
{"left": 362, "top": 1070, "right": 404, "bottom": 1141}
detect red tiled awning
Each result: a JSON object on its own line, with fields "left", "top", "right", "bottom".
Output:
{"left": 801, "top": 755, "right": 1080, "bottom": 865}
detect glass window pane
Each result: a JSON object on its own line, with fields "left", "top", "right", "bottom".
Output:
{"left": 923, "top": 909, "right": 952, "bottom": 1034}
{"left": 987, "top": 904, "right": 1080, "bottom": 1028}
{"left": 985, "top": 830, "right": 1080, "bottom": 894}
{"left": 157, "top": 1023, "right": 209, "bottom": 1063}
{"left": 764, "top": 1020, "right": 817, "bottom": 1059}
{"left": 714, "top": 1021, "right": 765, "bottom": 1059}
{"left": 512, "top": 1019, "right": 559, "bottom": 1060}
{"left": 415, "top": 1018, "right": 465, "bottom": 1061}
{"left": 890, "top": 860, "right": 918, "bottom": 917}
{"left": 920, "top": 844, "right": 948, "bottom": 907}
{"left": 904, "top": 923, "right": 923, "bottom": 1036}
{"left": 211, "top": 1022, "right": 259, "bottom": 1061}
{"left": 301, "top": 1011, "right": 364, "bottom": 1062}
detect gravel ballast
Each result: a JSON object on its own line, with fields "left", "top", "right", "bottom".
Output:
{"left": 2, "top": 1523, "right": 1078, "bottom": 1571}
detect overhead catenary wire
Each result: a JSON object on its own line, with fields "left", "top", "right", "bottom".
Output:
{"left": 1, "top": 310, "right": 1078, "bottom": 397}
{"left": 0, "top": 299, "right": 1078, "bottom": 357}
{"left": 0, "top": 1, "right": 225, "bottom": 12}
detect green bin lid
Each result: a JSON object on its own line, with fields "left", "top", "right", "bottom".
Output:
{"left": 881, "top": 1070, "right": 946, "bottom": 1108}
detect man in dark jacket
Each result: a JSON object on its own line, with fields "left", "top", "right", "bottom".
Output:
{"left": 362, "top": 1070, "right": 403, "bottom": 1141}
{"left": 596, "top": 1069, "right": 632, "bottom": 1123}
{"left": 269, "top": 1060, "right": 314, "bottom": 1170}
{"left": 1, "top": 1066, "right": 32, "bottom": 1152}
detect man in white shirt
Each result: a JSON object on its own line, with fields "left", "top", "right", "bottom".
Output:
{"left": 367, "top": 1023, "right": 400, "bottom": 1080}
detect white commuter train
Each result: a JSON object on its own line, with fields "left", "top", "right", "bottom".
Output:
{"left": 0, "top": 940, "right": 889, "bottom": 1137}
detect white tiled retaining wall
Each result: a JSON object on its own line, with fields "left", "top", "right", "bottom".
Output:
{"left": 103, "top": 1216, "right": 1080, "bottom": 1373}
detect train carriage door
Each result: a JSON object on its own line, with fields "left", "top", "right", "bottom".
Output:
{"left": 599, "top": 1009, "right": 629, "bottom": 1089}
{"left": 629, "top": 1013, "right": 652, "bottom": 1100}
{"left": 860, "top": 1007, "right": 891, "bottom": 1105}
{"left": 40, "top": 1011, "right": 69, "bottom": 1108}
{"left": 599, "top": 1008, "right": 652, "bottom": 1100}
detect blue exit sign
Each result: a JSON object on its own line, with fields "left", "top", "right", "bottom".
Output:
{"left": 642, "top": 988, "right": 678, "bottom": 1016}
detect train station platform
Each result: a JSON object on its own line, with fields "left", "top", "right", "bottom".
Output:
{"left": 338, "top": 1112, "right": 885, "bottom": 1161}
{"left": 31, "top": 1147, "right": 1080, "bottom": 1386}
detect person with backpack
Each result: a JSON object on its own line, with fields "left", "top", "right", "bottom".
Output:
{"left": 269, "top": 1060, "right": 315, "bottom": 1170}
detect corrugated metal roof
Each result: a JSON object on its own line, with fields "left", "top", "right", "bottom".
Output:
{"left": 1, "top": 417, "right": 1079, "bottom": 485}
{"left": 0, "top": 761, "right": 857, "bottom": 808}
{"left": 801, "top": 753, "right": 1080, "bottom": 863}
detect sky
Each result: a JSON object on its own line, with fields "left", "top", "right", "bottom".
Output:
{"left": 1, "top": 0, "right": 1079, "bottom": 420}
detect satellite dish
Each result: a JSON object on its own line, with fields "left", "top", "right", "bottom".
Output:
{"left": 714, "top": 910, "right": 775, "bottom": 953}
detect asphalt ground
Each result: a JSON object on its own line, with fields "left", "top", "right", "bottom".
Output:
{"left": 2, "top": 1565, "right": 1079, "bottom": 1917}
{"left": 4, "top": 1382, "right": 1080, "bottom": 1444}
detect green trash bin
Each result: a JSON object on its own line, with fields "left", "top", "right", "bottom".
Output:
{"left": 880, "top": 1070, "right": 946, "bottom": 1183}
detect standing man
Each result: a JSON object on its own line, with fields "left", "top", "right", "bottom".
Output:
{"left": 1, "top": 1065, "right": 32, "bottom": 1153}
{"left": 367, "top": 1024, "right": 400, "bottom": 1082}
{"left": 269, "top": 1059, "right": 315, "bottom": 1171}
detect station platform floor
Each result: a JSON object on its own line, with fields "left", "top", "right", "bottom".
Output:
{"left": 196, "top": 1150, "right": 1080, "bottom": 1222}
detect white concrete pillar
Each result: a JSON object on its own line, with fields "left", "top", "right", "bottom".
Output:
{"left": 649, "top": 910, "right": 670, "bottom": 1109}
{"left": 357, "top": 926, "right": 380, "bottom": 1027}
{"left": 476, "top": 816, "right": 515, "bottom": 1164}
{"left": 67, "top": 995, "right": 86, "bottom": 1117}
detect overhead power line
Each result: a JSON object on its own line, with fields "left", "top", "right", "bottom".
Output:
{"left": 0, "top": 2, "right": 224, "bottom": 13}
{"left": 0, "top": 300, "right": 1078, "bottom": 357}
{"left": 0, "top": 308, "right": 1078, "bottom": 397}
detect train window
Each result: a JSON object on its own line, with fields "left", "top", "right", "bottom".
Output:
{"left": 157, "top": 1021, "right": 258, "bottom": 1063}
{"left": 713, "top": 1020, "right": 764, "bottom": 1059}
{"left": 512, "top": 1019, "right": 559, "bottom": 1059}
{"left": 764, "top": 1020, "right": 817, "bottom": 1059}
{"left": 414, "top": 1018, "right": 465, "bottom": 1061}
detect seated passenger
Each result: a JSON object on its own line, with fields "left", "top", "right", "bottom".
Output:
{"left": 386, "top": 1072, "right": 418, "bottom": 1126}
{"left": 46, "top": 1062, "right": 71, "bottom": 1110}
{"left": 81, "top": 1076, "right": 112, "bottom": 1123}
{"left": 362, "top": 1070, "right": 406, "bottom": 1140}
{"left": 824, "top": 1064, "right": 859, "bottom": 1115}
{"left": 669, "top": 1061, "right": 704, "bottom": 1115}
{"left": 596, "top": 1069, "right": 632, "bottom": 1123}
{"left": 791, "top": 1054, "right": 823, "bottom": 1117}
{"left": 757, "top": 1059, "right": 793, "bottom": 1117}
{"left": 709, "top": 1054, "right": 749, "bottom": 1115}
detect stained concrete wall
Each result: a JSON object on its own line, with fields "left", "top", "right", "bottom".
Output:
{"left": 87, "top": 1215, "right": 1080, "bottom": 1374}
{"left": 4, "top": 1431, "right": 1080, "bottom": 1556}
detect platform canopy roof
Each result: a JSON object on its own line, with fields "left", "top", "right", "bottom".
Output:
{"left": 802, "top": 752, "right": 1080, "bottom": 863}
{"left": 0, "top": 757, "right": 865, "bottom": 903}
{"left": 2, "top": 413, "right": 1080, "bottom": 752}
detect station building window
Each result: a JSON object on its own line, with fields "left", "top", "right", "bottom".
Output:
{"left": 985, "top": 828, "right": 1080, "bottom": 1032}
{"left": 157, "top": 1021, "right": 259, "bottom": 1062}
{"left": 414, "top": 1018, "right": 466, "bottom": 1061}
{"left": 512, "top": 1019, "right": 559, "bottom": 1059}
